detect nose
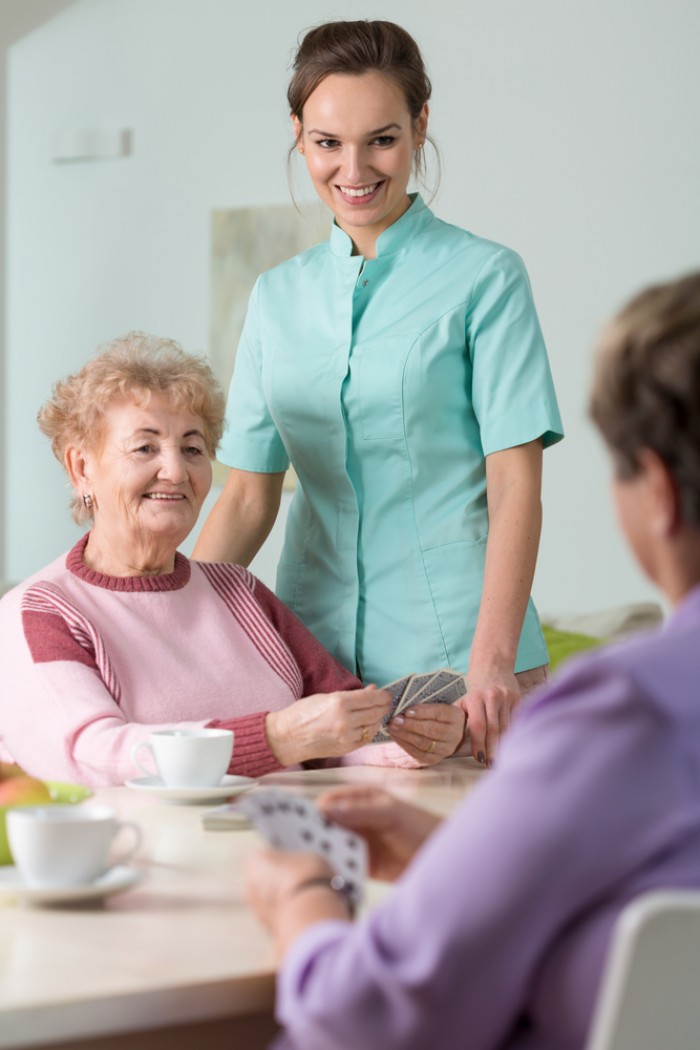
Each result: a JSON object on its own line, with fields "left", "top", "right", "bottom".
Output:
{"left": 157, "top": 446, "right": 187, "bottom": 484}
{"left": 340, "top": 144, "right": 365, "bottom": 185}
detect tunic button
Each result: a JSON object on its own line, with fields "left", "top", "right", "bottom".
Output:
{"left": 362, "top": 279, "right": 369, "bottom": 287}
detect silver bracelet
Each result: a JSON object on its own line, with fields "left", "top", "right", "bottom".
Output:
{"left": 288, "top": 873, "right": 355, "bottom": 916}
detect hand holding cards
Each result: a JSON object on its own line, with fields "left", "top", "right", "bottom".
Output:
{"left": 237, "top": 788, "right": 367, "bottom": 911}
{"left": 373, "top": 668, "right": 467, "bottom": 743}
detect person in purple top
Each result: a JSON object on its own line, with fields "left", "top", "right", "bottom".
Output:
{"left": 245, "top": 270, "right": 700, "bottom": 1050}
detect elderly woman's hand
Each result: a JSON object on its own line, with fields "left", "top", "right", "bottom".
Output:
{"left": 245, "top": 848, "right": 350, "bottom": 959}
{"left": 387, "top": 700, "right": 465, "bottom": 766}
{"left": 265, "top": 685, "right": 392, "bottom": 766}
{"left": 317, "top": 785, "right": 442, "bottom": 882}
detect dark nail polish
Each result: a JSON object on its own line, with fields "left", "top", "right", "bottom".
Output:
{"left": 477, "top": 751, "right": 486, "bottom": 765}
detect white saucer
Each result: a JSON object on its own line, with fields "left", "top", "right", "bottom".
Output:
{"left": 124, "top": 773, "right": 256, "bottom": 803}
{"left": 0, "top": 865, "right": 142, "bottom": 906}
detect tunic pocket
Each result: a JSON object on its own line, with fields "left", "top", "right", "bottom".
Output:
{"left": 421, "top": 539, "right": 487, "bottom": 669}
{"left": 354, "top": 339, "right": 409, "bottom": 442}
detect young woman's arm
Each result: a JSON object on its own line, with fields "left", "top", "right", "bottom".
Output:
{"left": 193, "top": 467, "right": 285, "bottom": 566}
{"left": 461, "top": 439, "right": 543, "bottom": 764}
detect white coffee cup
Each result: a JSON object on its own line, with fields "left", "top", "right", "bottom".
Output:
{"left": 130, "top": 728, "right": 234, "bottom": 788}
{"left": 7, "top": 805, "right": 142, "bottom": 888}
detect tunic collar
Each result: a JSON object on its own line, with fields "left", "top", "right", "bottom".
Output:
{"left": 328, "top": 192, "right": 430, "bottom": 258}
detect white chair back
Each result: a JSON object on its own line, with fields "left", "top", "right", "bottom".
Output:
{"left": 586, "top": 890, "right": 700, "bottom": 1050}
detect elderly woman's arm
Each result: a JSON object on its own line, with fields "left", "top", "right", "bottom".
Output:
{"left": 0, "top": 580, "right": 382, "bottom": 785}
{"left": 236, "top": 577, "right": 466, "bottom": 769}
{"left": 0, "top": 609, "right": 219, "bottom": 786}
{"left": 0, "top": 560, "right": 456, "bottom": 786}
{"left": 0, "top": 565, "right": 388, "bottom": 785}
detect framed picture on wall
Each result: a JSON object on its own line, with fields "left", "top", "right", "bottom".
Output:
{"left": 210, "top": 203, "right": 328, "bottom": 490}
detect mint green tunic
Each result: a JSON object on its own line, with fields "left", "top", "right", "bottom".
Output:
{"left": 219, "top": 196, "right": 563, "bottom": 683}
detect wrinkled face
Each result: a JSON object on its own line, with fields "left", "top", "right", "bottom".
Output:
{"left": 84, "top": 391, "right": 212, "bottom": 550}
{"left": 294, "top": 71, "right": 427, "bottom": 251}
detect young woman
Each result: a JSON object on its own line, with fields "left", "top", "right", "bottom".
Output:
{"left": 195, "top": 20, "right": 563, "bottom": 764}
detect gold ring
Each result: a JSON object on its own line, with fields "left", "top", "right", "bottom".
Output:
{"left": 360, "top": 727, "right": 370, "bottom": 744}
{"left": 427, "top": 739, "right": 437, "bottom": 754}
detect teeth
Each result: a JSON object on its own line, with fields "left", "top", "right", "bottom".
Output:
{"left": 340, "top": 184, "right": 378, "bottom": 197}
{"left": 145, "top": 494, "right": 184, "bottom": 500}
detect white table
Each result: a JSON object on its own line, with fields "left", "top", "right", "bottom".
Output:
{"left": 0, "top": 759, "right": 484, "bottom": 1050}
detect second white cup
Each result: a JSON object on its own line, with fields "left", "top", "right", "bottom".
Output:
{"left": 7, "top": 805, "right": 141, "bottom": 888}
{"left": 131, "top": 728, "right": 234, "bottom": 788}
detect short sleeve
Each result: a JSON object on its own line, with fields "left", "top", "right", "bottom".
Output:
{"left": 217, "top": 277, "right": 291, "bottom": 473}
{"left": 467, "top": 248, "right": 564, "bottom": 456}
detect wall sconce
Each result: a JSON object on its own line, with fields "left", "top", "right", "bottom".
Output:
{"left": 51, "top": 128, "right": 133, "bottom": 163}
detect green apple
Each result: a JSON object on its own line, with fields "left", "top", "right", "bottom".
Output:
{"left": 0, "top": 768, "right": 53, "bottom": 866}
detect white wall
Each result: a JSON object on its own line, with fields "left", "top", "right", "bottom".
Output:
{"left": 4, "top": 0, "right": 700, "bottom": 612}
{"left": 0, "top": 0, "right": 75, "bottom": 583}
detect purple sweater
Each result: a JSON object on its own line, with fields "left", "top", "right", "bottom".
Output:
{"left": 0, "top": 535, "right": 359, "bottom": 785}
{"left": 275, "top": 586, "right": 700, "bottom": 1050}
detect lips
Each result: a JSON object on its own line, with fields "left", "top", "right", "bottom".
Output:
{"left": 339, "top": 183, "right": 379, "bottom": 197}
{"left": 336, "top": 181, "right": 384, "bottom": 205}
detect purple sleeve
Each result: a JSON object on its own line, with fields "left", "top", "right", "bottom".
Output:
{"left": 275, "top": 660, "right": 688, "bottom": 1050}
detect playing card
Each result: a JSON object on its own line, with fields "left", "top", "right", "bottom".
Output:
{"left": 393, "top": 672, "right": 437, "bottom": 716}
{"left": 236, "top": 788, "right": 367, "bottom": 908}
{"left": 406, "top": 669, "right": 466, "bottom": 708}
{"left": 369, "top": 671, "right": 467, "bottom": 742}
{"left": 418, "top": 673, "right": 468, "bottom": 706}
{"left": 372, "top": 674, "right": 412, "bottom": 742}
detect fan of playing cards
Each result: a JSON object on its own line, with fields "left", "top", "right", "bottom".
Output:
{"left": 373, "top": 668, "right": 467, "bottom": 742}
{"left": 237, "top": 788, "right": 367, "bottom": 910}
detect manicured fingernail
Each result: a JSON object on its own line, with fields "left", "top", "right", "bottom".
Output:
{"left": 405, "top": 709, "right": 416, "bottom": 717}
{"left": 393, "top": 716, "right": 405, "bottom": 726}
{"left": 477, "top": 751, "right": 486, "bottom": 765}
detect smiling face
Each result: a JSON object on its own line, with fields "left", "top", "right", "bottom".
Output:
{"left": 68, "top": 390, "right": 212, "bottom": 576}
{"left": 294, "top": 71, "right": 427, "bottom": 257}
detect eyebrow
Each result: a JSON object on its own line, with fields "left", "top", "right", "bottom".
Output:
{"left": 130, "top": 427, "right": 206, "bottom": 440}
{"left": 308, "top": 122, "right": 402, "bottom": 137}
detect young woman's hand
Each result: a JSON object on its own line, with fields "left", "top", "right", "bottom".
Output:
{"left": 317, "top": 785, "right": 442, "bottom": 882}
{"left": 458, "top": 668, "right": 520, "bottom": 766}
{"left": 265, "top": 685, "right": 392, "bottom": 766}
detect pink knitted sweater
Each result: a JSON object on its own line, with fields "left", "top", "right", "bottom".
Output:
{"left": 0, "top": 535, "right": 360, "bottom": 786}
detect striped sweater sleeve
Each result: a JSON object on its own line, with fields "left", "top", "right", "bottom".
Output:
{"left": 246, "top": 576, "right": 362, "bottom": 694}
{"left": 22, "top": 583, "right": 121, "bottom": 700}
{"left": 200, "top": 564, "right": 362, "bottom": 773}
{"left": 15, "top": 582, "right": 291, "bottom": 784}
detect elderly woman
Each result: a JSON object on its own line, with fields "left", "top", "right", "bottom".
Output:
{"left": 0, "top": 333, "right": 464, "bottom": 786}
{"left": 246, "top": 271, "right": 700, "bottom": 1050}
